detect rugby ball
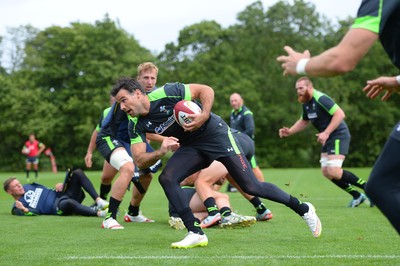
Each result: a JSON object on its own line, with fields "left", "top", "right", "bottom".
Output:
{"left": 173, "top": 100, "right": 202, "bottom": 127}
{"left": 22, "top": 147, "right": 30, "bottom": 155}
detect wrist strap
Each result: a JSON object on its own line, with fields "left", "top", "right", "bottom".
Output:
{"left": 296, "top": 58, "right": 310, "bottom": 75}
{"left": 395, "top": 75, "right": 400, "bottom": 85}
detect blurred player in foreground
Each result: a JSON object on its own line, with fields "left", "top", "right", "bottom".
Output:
{"left": 277, "top": 0, "right": 400, "bottom": 233}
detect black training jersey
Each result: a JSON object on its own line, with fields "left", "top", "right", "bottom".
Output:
{"left": 302, "top": 90, "right": 349, "bottom": 134}
{"left": 97, "top": 101, "right": 130, "bottom": 143}
{"left": 353, "top": 0, "right": 400, "bottom": 68}
{"left": 230, "top": 105, "right": 255, "bottom": 139}
{"left": 128, "top": 82, "right": 223, "bottom": 145}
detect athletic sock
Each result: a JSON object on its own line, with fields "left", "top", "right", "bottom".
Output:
{"left": 128, "top": 204, "right": 139, "bottom": 216}
{"left": 34, "top": 170, "right": 38, "bottom": 178}
{"left": 341, "top": 170, "right": 366, "bottom": 189}
{"left": 220, "top": 206, "right": 232, "bottom": 217}
{"left": 331, "top": 179, "right": 361, "bottom": 199}
{"left": 250, "top": 197, "right": 267, "bottom": 214}
{"left": 286, "top": 195, "right": 308, "bottom": 216}
{"left": 100, "top": 184, "right": 112, "bottom": 200}
{"left": 178, "top": 207, "right": 204, "bottom": 235}
{"left": 203, "top": 197, "right": 219, "bottom": 216}
{"left": 26, "top": 170, "right": 30, "bottom": 178}
{"left": 107, "top": 197, "right": 121, "bottom": 220}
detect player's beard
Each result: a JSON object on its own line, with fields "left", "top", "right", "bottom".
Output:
{"left": 297, "top": 90, "right": 312, "bottom": 103}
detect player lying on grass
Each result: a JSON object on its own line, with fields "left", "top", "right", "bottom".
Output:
{"left": 3, "top": 168, "right": 109, "bottom": 217}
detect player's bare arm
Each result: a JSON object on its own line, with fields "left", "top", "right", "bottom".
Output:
{"left": 131, "top": 137, "right": 179, "bottom": 169}
{"left": 363, "top": 76, "right": 400, "bottom": 101}
{"left": 184, "top": 84, "right": 214, "bottom": 131}
{"left": 280, "top": 119, "right": 309, "bottom": 138}
{"left": 277, "top": 28, "right": 378, "bottom": 77}
{"left": 85, "top": 128, "right": 98, "bottom": 168}
{"left": 316, "top": 108, "right": 345, "bottom": 145}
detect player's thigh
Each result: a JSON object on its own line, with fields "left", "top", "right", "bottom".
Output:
{"left": 189, "top": 192, "right": 206, "bottom": 213}
{"left": 161, "top": 147, "right": 211, "bottom": 182}
{"left": 198, "top": 161, "right": 228, "bottom": 185}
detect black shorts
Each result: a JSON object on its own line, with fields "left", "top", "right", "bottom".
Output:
{"left": 321, "top": 132, "right": 351, "bottom": 155}
{"left": 96, "top": 136, "right": 162, "bottom": 178}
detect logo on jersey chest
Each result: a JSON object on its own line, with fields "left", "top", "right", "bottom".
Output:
{"left": 305, "top": 104, "right": 317, "bottom": 119}
{"left": 159, "top": 105, "right": 173, "bottom": 115}
{"left": 155, "top": 115, "right": 176, "bottom": 134}
{"left": 24, "top": 188, "right": 43, "bottom": 208}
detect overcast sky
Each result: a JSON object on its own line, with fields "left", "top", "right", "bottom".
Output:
{"left": 1, "top": 0, "right": 361, "bottom": 53}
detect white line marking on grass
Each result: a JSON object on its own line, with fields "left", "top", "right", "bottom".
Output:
{"left": 64, "top": 255, "right": 400, "bottom": 260}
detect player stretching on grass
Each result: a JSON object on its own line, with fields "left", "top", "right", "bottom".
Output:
{"left": 279, "top": 77, "right": 371, "bottom": 208}
{"left": 3, "top": 168, "right": 108, "bottom": 217}
{"left": 277, "top": 0, "right": 400, "bottom": 233}
{"left": 111, "top": 77, "right": 322, "bottom": 249}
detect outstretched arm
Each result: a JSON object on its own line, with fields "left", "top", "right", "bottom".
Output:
{"left": 277, "top": 28, "right": 378, "bottom": 77}
{"left": 279, "top": 119, "right": 309, "bottom": 138}
{"left": 363, "top": 76, "right": 400, "bottom": 101}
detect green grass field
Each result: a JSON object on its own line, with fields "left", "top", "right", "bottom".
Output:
{"left": 0, "top": 168, "right": 398, "bottom": 266}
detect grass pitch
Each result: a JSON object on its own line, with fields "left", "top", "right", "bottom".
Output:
{"left": 0, "top": 168, "right": 398, "bottom": 266}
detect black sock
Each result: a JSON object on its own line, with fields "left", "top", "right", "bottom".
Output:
{"left": 286, "top": 196, "right": 308, "bottom": 216}
{"left": 331, "top": 179, "right": 361, "bottom": 199}
{"left": 341, "top": 170, "right": 366, "bottom": 189}
{"left": 26, "top": 170, "right": 30, "bottom": 178}
{"left": 107, "top": 197, "right": 121, "bottom": 220}
{"left": 203, "top": 197, "right": 219, "bottom": 216}
{"left": 250, "top": 197, "right": 267, "bottom": 214}
{"left": 100, "top": 184, "right": 112, "bottom": 200}
{"left": 128, "top": 204, "right": 139, "bottom": 216}
{"left": 34, "top": 170, "right": 38, "bottom": 178}
{"left": 220, "top": 206, "right": 232, "bottom": 217}
{"left": 177, "top": 207, "right": 203, "bottom": 235}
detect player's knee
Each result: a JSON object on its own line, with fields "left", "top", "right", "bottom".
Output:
{"left": 139, "top": 172, "right": 153, "bottom": 182}
{"left": 240, "top": 184, "right": 256, "bottom": 195}
{"left": 101, "top": 175, "right": 114, "bottom": 184}
{"left": 158, "top": 173, "right": 175, "bottom": 187}
{"left": 365, "top": 172, "right": 385, "bottom": 202}
{"left": 110, "top": 149, "right": 133, "bottom": 171}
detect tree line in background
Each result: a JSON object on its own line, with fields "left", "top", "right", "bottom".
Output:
{"left": 0, "top": 0, "right": 399, "bottom": 172}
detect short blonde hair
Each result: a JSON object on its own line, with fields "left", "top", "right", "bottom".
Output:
{"left": 137, "top": 62, "right": 158, "bottom": 77}
{"left": 3, "top": 177, "right": 17, "bottom": 192}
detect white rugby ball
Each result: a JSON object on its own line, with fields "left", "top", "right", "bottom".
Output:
{"left": 173, "top": 100, "right": 202, "bottom": 127}
{"left": 22, "top": 147, "right": 30, "bottom": 155}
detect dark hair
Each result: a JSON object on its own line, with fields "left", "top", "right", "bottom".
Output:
{"left": 110, "top": 77, "right": 145, "bottom": 97}
{"left": 3, "top": 177, "right": 17, "bottom": 192}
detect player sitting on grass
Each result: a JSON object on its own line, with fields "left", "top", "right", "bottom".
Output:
{"left": 3, "top": 168, "right": 109, "bottom": 217}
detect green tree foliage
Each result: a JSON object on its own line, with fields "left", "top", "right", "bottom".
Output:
{"left": 0, "top": 1, "right": 398, "bottom": 171}
{"left": 0, "top": 16, "right": 156, "bottom": 170}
